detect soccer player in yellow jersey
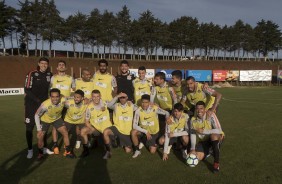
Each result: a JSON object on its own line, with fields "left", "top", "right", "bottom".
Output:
{"left": 189, "top": 101, "right": 224, "bottom": 173}
{"left": 75, "top": 68, "right": 94, "bottom": 100}
{"left": 50, "top": 60, "right": 75, "bottom": 97}
{"left": 181, "top": 76, "right": 222, "bottom": 116}
{"left": 132, "top": 66, "right": 152, "bottom": 106}
{"left": 34, "top": 88, "right": 75, "bottom": 160}
{"left": 151, "top": 72, "right": 177, "bottom": 111}
{"left": 93, "top": 59, "right": 117, "bottom": 102}
{"left": 170, "top": 70, "right": 187, "bottom": 103}
{"left": 102, "top": 92, "right": 138, "bottom": 159}
{"left": 80, "top": 90, "right": 112, "bottom": 158}
{"left": 131, "top": 94, "right": 170, "bottom": 158}
{"left": 159, "top": 103, "right": 189, "bottom": 161}
{"left": 64, "top": 90, "right": 88, "bottom": 149}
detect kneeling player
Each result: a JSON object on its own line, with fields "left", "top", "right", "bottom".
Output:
{"left": 131, "top": 94, "right": 170, "bottom": 158}
{"left": 64, "top": 90, "right": 88, "bottom": 149}
{"left": 80, "top": 90, "right": 112, "bottom": 158}
{"left": 103, "top": 92, "right": 138, "bottom": 159}
{"left": 35, "top": 88, "right": 75, "bottom": 160}
{"left": 159, "top": 103, "right": 189, "bottom": 161}
{"left": 189, "top": 101, "right": 224, "bottom": 173}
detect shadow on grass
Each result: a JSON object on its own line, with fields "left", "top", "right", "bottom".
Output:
{"left": 0, "top": 147, "right": 47, "bottom": 183}
{"left": 72, "top": 147, "right": 111, "bottom": 184}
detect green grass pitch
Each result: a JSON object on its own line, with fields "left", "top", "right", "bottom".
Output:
{"left": 0, "top": 87, "right": 282, "bottom": 184}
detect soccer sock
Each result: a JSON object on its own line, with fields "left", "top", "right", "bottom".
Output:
{"left": 212, "top": 140, "right": 220, "bottom": 163}
{"left": 38, "top": 148, "right": 44, "bottom": 154}
{"left": 83, "top": 144, "right": 89, "bottom": 150}
{"left": 26, "top": 130, "right": 33, "bottom": 150}
{"left": 65, "top": 145, "right": 71, "bottom": 152}
{"left": 53, "top": 142, "right": 58, "bottom": 147}
{"left": 105, "top": 144, "right": 111, "bottom": 152}
{"left": 134, "top": 145, "right": 140, "bottom": 152}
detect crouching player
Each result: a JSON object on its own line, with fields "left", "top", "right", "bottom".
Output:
{"left": 103, "top": 92, "right": 138, "bottom": 159}
{"left": 131, "top": 94, "right": 170, "bottom": 158}
{"left": 189, "top": 101, "right": 224, "bottom": 173}
{"left": 64, "top": 90, "right": 88, "bottom": 150}
{"left": 35, "top": 88, "right": 75, "bottom": 160}
{"left": 159, "top": 103, "right": 189, "bottom": 161}
{"left": 80, "top": 90, "right": 112, "bottom": 158}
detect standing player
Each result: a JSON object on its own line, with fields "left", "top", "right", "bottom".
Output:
{"left": 34, "top": 88, "right": 75, "bottom": 160}
{"left": 131, "top": 94, "right": 170, "bottom": 158}
{"left": 80, "top": 90, "right": 112, "bottom": 158}
{"left": 132, "top": 66, "right": 152, "bottom": 106}
{"left": 159, "top": 103, "right": 189, "bottom": 161}
{"left": 170, "top": 70, "right": 186, "bottom": 103}
{"left": 24, "top": 57, "right": 53, "bottom": 159}
{"left": 116, "top": 60, "right": 135, "bottom": 102}
{"left": 150, "top": 72, "right": 177, "bottom": 134}
{"left": 93, "top": 59, "right": 117, "bottom": 103}
{"left": 103, "top": 92, "right": 138, "bottom": 159}
{"left": 189, "top": 101, "right": 224, "bottom": 173}
{"left": 64, "top": 90, "right": 88, "bottom": 149}
{"left": 181, "top": 76, "right": 222, "bottom": 116}
{"left": 50, "top": 60, "right": 75, "bottom": 154}
{"left": 75, "top": 68, "right": 94, "bottom": 100}
{"left": 50, "top": 60, "right": 75, "bottom": 97}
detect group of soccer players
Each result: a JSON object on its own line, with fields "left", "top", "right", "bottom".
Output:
{"left": 24, "top": 57, "right": 224, "bottom": 173}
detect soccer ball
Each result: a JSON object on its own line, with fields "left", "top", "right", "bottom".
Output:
{"left": 186, "top": 153, "right": 199, "bottom": 167}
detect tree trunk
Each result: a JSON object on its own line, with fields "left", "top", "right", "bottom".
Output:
{"left": 10, "top": 33, "right": 14, "bottom": 56}
{"left": 35, "top": 33, "right": 38, "bottom": 57}
{"left": 16, "top": 32, "right": 20, "bottom": 55}
{"left": 91, "top": 45, "right": 94, "bottom": 59}
{"left": 1, "top": 36, "right": 6, "bottom": 55}
{"left": 48, "top": 40, "right": 52, "bottom": 58}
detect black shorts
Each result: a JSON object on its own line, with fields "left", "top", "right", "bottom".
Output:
{"left": 196, "top": 141, "right": 212, "bottom": 157}
{"left": 139, "top": 132, "right": 159, "bottom": 147}
{"left": 108, "top": 126, "right": 132, "bottom": 147}
{"left": 41, "top": 118, "right": 65, "bottom": 132}
{"left": 64, "top": 121, "right": 84, "bottom": 132}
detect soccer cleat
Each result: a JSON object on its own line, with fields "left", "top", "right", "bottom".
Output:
{"left": 103, "top": 151, "right": 112, "bottom": 159}
{"left": 27, "top": 149, "right": 33, "bottom": 159}
{"left": 65, "top": 151, "right": 76, "bottom": 158}
{"left": 37, "top": 153, "right": 44, "bottom": 161}
{"left": 182, "top": 149, "right": 188, "bottom": 159}
{"left": 213, "top": 162, "right": 220, "bottom": 173}
{"left": 167, "top": 145, "right": 172, "bottom": 154}
{"left": 43, "top": 147, "right": 54, "bottom": 155}
{"left": 132, "top": 150, "right": 141, "bottom": 158}
{"left": 53, "top": 146, "right": 59, "bottom": 155}
{"left": 75, "top": 141, "right": 81, "bottom": 149}
{"left": 79, "top": 150, "right": 90, "bottom": 158}
{"left": 138, "top": 142, "right": 144, "bottom": 150}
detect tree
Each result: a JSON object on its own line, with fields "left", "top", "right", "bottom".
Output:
{"left": 116, "top": 5, "right": 131, "bottom": 58}
{"left": 40, "top": 0, "right": 62, "bottom": 57}
{"left": 254, "top": 19, "right": 282, "bottom": 59}
{"left": 128, "top": 19, "right": 143, "bottom": 60}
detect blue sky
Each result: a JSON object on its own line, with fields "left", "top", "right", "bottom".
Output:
{"left": 4, "top": 0, "right": 282, "bottom": 57}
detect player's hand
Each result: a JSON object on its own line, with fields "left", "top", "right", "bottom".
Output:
{"left": 202, "top": 82, "right": 209, "bottom": 91}
{"left": 118, "top": 92, "right": 127, "bottom": 98}
{"left": 189, "top": 150, "right": 196, "bottom": 155}
{"left": 149, "top": 102, "right": 156, "bottom": 108}
{"left": 84, "top": 98, "right": 90, "bottom": 105}
{"left": 101, "top": 106, "right": 106, "bottom": 111}
{"left": 166, "top": 117, "right": 172, "bottom": 125}
{"left": 206, "top": 109, "right": 214, "bottom": 116}
{"left": 163, "top": 153, "right": 168, "bottom": 161}
{"left": 146, "top": 132, "right": 152, "bottom": 140}
{"left": 196, "top": 128, "right": 204, "bottom": 134}
{"left": 169, "top": 133, "right": 174, "bottom": 138}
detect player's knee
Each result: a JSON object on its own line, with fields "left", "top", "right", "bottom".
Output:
{"left": 158, "top": 137, "right": 165, "bottom": 145}
{"left": 124, "top": 147, "right": 132, "bottom": 153}
{"left": 131, "top": 129, "right": 137, "bottom": 136}
{"left": 211, "top": 134, "right": 220, "bottom": 141}
{"left": 149, "top": 147, "right": 157, "bottom": 154}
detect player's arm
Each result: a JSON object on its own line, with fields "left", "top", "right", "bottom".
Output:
{"left": 71, "top": 77, "right": 76, "bottom": 91}
{"left": 24, "top": 72, "right": 41, "bottom": 103}
{"left": 132, "top": 109, "right": 147, "bottom": 134}
{"left": 168, "top": 87, "right": 178, "bottom": 105}
{"left": 112, "top": 76, "right": 118, "bottom": 97}
{"left": 156, "top": 107, "right": 170, "bottom": 119}
{"left": 34, "top": 104, "right": 47, "bottom": 131}
{"left": 49, "top": 75, "right": 54, "bottom": 89}
{"left": 189, "top": 121, "right": 197, "bottom": 152}
{"left": 85, "top": 108, "right": 92, "bottom": 128}
{"left": 180, "top": 93, "right": 187, "bottom": 107}
{"left": 203, "top": 113, "right": 222, "bottom": 135}
{"left": 150, "top": 86, "right": 156, "bottom": 103}
{"left": 171, "top": 118, "right": 189, "bottom": 137}
{"left": 163, "top": 124, "right": 171, "bottom": 155}
{"left": 204, "top": 87, "right": 222, "bottom": 113}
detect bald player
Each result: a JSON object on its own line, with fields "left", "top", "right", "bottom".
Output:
{"left": 75, "top": 68, "right": 94, "bottom": 100}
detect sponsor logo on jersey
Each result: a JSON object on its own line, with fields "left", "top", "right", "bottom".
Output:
{"left": 138, "top": 87, "right": 145, "bottom": 90}
{"left": 122, "top": 111, "right": 128, "bottom": 114}
{"left": 97, "top": 113, "right": 103, "bottom": 117}
{"left": 57, "top": 80, "right": 65, "bottom": 83}
{"left": 98, "top": 78, "right": 103, "bottom": 81}
{"left": 144, "top": 117, "right": 152, "bottom": 120}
